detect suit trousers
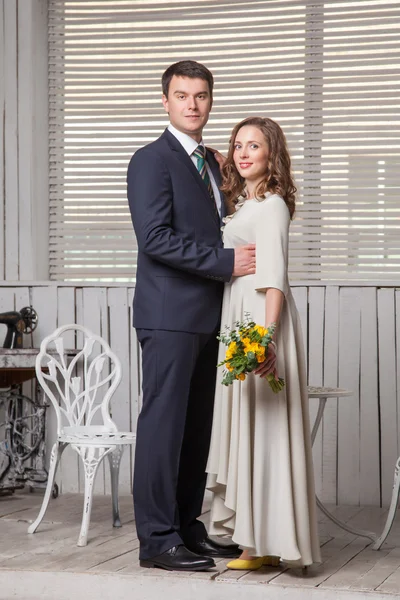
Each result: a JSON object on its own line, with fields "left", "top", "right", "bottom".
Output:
{"left": 133, "top": 328, "right": 220, "bottom": 560}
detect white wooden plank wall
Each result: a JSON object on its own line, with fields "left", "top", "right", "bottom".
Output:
{"left": 0, "top": 1, "right": 5, "bottom": 277}
{"left": 377, "top": 289, "right": 398, "bottom": 506}
{"left": 0, "top": 0, "right": 49, "bottom": 282}
{"left": 0, "top": 286, "right": 139, "bottom": 496}
{"left": 321, "top": 286, "right": 340, "bottom": 503}
{"left": 0, "top": 284, "right": 399, "bottom": 508}
{"left": 3, "top": 0, "right": 19, "bottom": 280}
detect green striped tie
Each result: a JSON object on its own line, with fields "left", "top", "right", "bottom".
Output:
{"left": 193, "top": 145, "right": 216, "bottom": 208}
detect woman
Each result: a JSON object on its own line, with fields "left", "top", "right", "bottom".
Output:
{"left": 206, "top": 117, "right": 321, "bottom": 570}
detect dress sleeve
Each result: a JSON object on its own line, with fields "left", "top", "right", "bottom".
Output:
{"left": 254, "top": 195, "right": 290, "bottom": 295}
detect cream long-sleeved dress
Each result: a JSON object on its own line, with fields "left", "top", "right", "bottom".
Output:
{"left": 206, "top": 192, "right": 321, "bottom": 566}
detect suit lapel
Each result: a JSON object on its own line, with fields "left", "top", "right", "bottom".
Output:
{"left": 163, "top": 128, "right": 208, "bottom": 193}
{"left": 162, "top": 129, "right": 221, "bottom": 226}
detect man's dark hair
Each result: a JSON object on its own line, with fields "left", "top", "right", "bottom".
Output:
{"left": 162, "top": 60, "right": 214, "bottom": 98}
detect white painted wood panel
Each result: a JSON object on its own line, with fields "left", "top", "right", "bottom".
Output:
{"left": 291, "top": 286, "right": 308, "bottom": 360}
{"left": 31, "top": 0, "right": 49, "bottom": 280}
{"left": 396, "top": 290, "right": 400, "bottom": 499}
{"left": 57, "top": 286, "right": 79, "bottom": 494}
{"left": 0, "top": 283, "right": 398, "bottom": 510}
{"left": 108, "top": 287, "right": 132, "bottom": 494}
{"left": 0, "top": 0, "right": 49, "bottom": 282}
{"left": 0, "top": 288, "right": 17, "bottom": 351}
{"left": 0, "top": 0, "right": 5, "bottom": 280}
{"left": 308, "top": 287, "right": 325, "bottom": 497}
{"left": 338, "top": 288, "right": 361, "bottom": 505}
{"left": 4, "top": 1, "right": 19, "bottom": 280}
{"left": 359, "top": 287, "right": 380, "bottom": 505}
{"left": 0, "top": 288, "right": 14, "bottom": 438}
{"left": 17, "top": 5, "right": 33, "bottom": 280}
{"left": 321, "top": 285, "right": 339, "bottom": 503}
{"left": 377, "top": 288, "right": 398, "bottom": 507}
{"left": 31, "top": 286, "right": 58, "bottom": 476}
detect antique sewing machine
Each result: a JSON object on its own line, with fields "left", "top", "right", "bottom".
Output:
{"left": 0, "top": 306, "right": 47, "bottom": 495}
{"left": 0, "top": 306, "right": 38, "bottom": 348}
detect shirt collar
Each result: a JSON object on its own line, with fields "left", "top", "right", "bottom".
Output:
{"left": 168, "top": 124, "right": 205, "bottom": 157}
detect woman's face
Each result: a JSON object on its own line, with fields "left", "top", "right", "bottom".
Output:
{"left": 233, "top": 125, "right": 269, "bottom": 184}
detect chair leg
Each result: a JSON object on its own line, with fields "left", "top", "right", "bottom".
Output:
{"left": 108, "top": 447, "right": 123, "bottom": 528}
{"left": 74, "top": 445, "right": 111, "bottom": 547}
{"left": 28, "top": 442, "right": 66, "bottom": 534}
{"left": 373, "top": 457, "right": 400, "bottom": 550}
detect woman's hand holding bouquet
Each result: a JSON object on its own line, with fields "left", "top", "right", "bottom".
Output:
{"left": 217, "top": 315, "right": 285, "bottom": 392}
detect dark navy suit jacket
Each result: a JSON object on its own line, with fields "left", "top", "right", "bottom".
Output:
{"left": 127, "top": 128, "right": 234, "bottom": 334}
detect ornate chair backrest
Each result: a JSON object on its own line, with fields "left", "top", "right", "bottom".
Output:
{"left": 35, "top": 324, "right": 122, "bottom": 435}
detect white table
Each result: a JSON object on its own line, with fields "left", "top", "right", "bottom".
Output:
{"left": 308, "top": 386, "right": 376, "bottom": 542}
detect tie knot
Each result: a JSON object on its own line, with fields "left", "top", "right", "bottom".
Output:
{"left": 193, "top": 145, "right": 206, "bottom": 160}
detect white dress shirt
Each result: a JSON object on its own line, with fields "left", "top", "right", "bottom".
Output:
{"left": 167, "top": 124, "right": 221, "bottom": 216}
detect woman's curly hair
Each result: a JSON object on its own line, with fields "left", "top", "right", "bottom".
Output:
{"left": 220, "top": 117, "right": 296, "bottom": 219}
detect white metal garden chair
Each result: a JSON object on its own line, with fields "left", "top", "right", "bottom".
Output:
{"left": 27, "top": 324, "right": 136, "bottom": 546}
{"left": 373, "top": 458, "right": 400, "bottom": 550}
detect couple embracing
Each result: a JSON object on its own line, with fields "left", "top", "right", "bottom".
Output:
{"left": 127, "top": 60, "right": 321, "bottom": 572}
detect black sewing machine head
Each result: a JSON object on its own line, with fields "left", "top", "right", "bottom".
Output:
{"left": 0, "top": 306, "right": 38, "bottom": 349}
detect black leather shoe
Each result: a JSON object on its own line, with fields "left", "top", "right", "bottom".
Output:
{"left": 186, "top": 536, "right": 241, "bottom": 558}
{"left": 140, "top": 544, "right": 216, "bottom": 571}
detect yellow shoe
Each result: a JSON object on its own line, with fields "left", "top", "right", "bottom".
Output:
{"left": 226, "top": 557, "right": 264, "bottom": 570}
{"left": 263, "top": 555, "right": 280, "bottom": 567}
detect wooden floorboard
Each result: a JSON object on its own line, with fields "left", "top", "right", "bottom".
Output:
{"left": 349, "top": 548, "right": 400, "bottom": 592}
{"left": 0, "top": 492, "right": 400, "bottom": 599}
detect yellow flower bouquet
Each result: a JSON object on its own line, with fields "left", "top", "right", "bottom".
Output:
{"left": 217, "top": 315, "right": 285, "bottom": 392}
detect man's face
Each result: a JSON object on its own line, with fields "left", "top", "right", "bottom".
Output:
{"left": 162, "top": 76, "right": 213, "bottom": 141}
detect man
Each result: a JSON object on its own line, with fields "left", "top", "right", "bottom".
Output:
{"left": 127, "top": 60, "right": 256, "bottom": 572}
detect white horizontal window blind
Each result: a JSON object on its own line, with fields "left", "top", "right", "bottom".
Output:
{"left": 48, "top": 0, "right": 400, "bottom": 282}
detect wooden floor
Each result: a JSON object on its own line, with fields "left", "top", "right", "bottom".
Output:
{"left": 0, "top": 491, "right": 399, "bottom": 600}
